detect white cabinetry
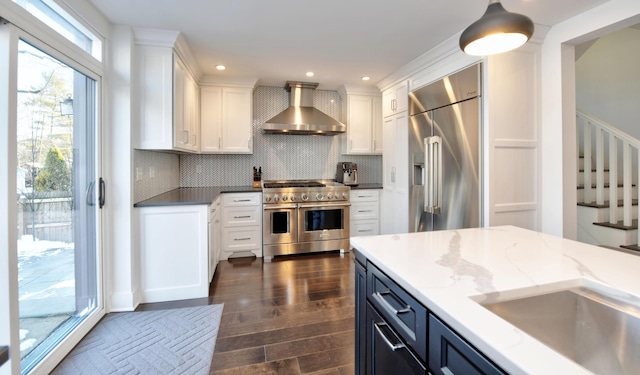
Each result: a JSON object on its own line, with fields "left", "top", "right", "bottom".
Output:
{"left": 220, "top": 192, "right": 262, "bottom": 259}
{"left": 350, "top": 189, "right": 381, "bottom": 237}
{"left": 136, "top": 44, "right": 199, "bottom": 152}
{"left": 382, "top": 81, "right": 408, "bottom": 118}
{"left": 208, "top": 197, "right": 221, "bottom": 282}
{"left": 200, "top": 82, "right": 256, "bottom": 154}
{"left": 337, "top": 86, "right": 383, "bottom": 155}
{"left": 138, "top": 205, "right": 208, "bottom": 303}
{"left": 381, "top": 80, "right": 409, "bottom": 234}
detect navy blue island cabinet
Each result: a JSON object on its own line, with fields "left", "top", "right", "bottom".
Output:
{"left": 353, "top": 250, "right": 506, "bottom": 375}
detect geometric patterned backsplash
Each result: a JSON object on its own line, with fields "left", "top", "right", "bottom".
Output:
{"left": 180, "top": 86, "right": 382, "bottom": 187}
{"left": 134, "top": 149, "right": 180, "bottom": 202}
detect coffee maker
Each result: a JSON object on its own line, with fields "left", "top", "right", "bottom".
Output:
{"left": 336, "top": 162, "right": 358, "bottom": 186}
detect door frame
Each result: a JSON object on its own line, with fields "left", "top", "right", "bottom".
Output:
{"left": 0, "top": 21, "right": 106, "bottom": 374}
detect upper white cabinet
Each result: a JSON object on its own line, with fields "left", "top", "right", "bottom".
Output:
{"left": 200, "top": 82, "right": 256, "bottom": 154}
{"left": 382, "top": 81, "right": 408, "bottom": 118}
{"left": 337, "top": 85, "right": 383, "bottom": 155}
{"left": 135, "top": 30, "right": 200, "bottom": 152}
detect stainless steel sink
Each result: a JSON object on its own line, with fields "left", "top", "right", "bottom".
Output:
{"left": 481, "top": 287, "right": 640, "bottom": 374}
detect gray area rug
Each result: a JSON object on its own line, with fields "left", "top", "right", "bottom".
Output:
{"left": 52, "top": 304, "right": 224, "bottom": 375}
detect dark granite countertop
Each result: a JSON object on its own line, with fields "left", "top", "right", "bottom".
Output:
{"left": 134, "top": 186, "right": 261, "bottom": 207}
{"left": 349, "top": 183, "right": 383, "bottom": 190}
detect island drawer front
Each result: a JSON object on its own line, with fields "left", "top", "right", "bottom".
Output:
{"left": 428, "top": 314, "right": 506, "bottom": 375}
{"left": 367, "top": 261, "right": 427, "bottom": 362}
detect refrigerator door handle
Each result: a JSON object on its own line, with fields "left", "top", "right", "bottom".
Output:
{"left": 424, "top": 136, "right": 442, "bottom": 214}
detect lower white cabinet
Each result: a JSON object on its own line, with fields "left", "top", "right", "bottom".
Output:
{"left": 138, "top": 205, "right": 209, "bottom": 303}
{"left": 220, "top": 192, "right": 262, "bottom": 259}
{"left": 350, "top": 189, "right": 381, "bottom": 238}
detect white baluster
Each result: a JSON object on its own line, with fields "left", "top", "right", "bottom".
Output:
{"left": 583, "top": 121, "right": 592, "bottom": 203}
{"left": 596, "top": 127, "right": 605, "bottom": 205}
{"left": 609, "top": 135, "right": 618, "bottom": 224}
{"left": 623, "top": 140, "right": 632, "bottom": 227}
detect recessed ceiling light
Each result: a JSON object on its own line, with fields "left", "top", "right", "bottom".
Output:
{"left": 306, "top": 71, "right": 314, "bottom": 77}
{"left": 216, "top": 65, "right": 226, "bottom": 70}
{"left": 361, "top": 76, "right": 371, "bottom": 81}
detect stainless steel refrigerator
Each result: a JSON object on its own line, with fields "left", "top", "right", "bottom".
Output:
{"left": 408, "top": 64, "right": 481, "bottom": 232}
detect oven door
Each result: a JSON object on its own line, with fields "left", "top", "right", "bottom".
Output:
{"left": 297, "top": 202, "right": 350, "bottom": 243}
{"left": 263, "top": 204, "right": 297, "bottom": 245}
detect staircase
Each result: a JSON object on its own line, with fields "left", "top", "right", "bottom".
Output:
{"left": 576, "top": 110, "right": 640, "bottom": 252}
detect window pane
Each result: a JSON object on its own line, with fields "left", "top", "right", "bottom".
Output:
{"left": 12, "top": 0, "right": 102, "bottom": 60}
{"left": 16, "top": 40, "right": 98, "bottom": 373}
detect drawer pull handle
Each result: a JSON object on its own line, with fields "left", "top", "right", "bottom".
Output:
{"left": 358, "top": 229, "right": 373, "bottom": 233}
{"left": 234, "top": 215, "right": 251, "bottom": 219}
{"left": 374, "top": 322, "right": 405, "bottom": 351}
{"left": 358, "top": 210, "right": 373, "bottom": 213}
{"left": 234, "top": 199, "right": 252, "bottom": 202}
{"left": 234, "top": 237, "right": 251, "bottom": 241}
{"left": 375, "top": 291, "right": 411, "bottom": 315}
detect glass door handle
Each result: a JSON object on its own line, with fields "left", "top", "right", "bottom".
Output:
{"left": 98, "top": 177, "right": 106, "bottom": 209}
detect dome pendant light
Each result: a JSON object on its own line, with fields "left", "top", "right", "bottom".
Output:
{"left": 459, "top": 0, "right": 534, "bottom": 56}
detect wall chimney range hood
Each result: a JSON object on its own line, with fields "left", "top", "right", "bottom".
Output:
{"left": 263, "top": 81, "right": 346, "bottom": 135}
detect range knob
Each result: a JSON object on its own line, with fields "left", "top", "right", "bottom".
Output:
{"left": 342, "top": 192, "right": 348, "bottom": 200}
{"left": 316, "top": 193, "right": 324, "bottom": 200}
{"left": 264, "top": 195, "right": 271, "bottom": 202}
{"left": 282, "top": 195, "right": 288, "bottom": 202}
{"left": 290, "top": 195, "right": 296, "bottom": 202}
{"left": 327, "top": 192, "right": 334, "bottom": 199}
{"left": 301, "top": 193, "right": 309, "bottom": 201}
{"left": 273, "top": 195, "right": 280, "bottom": 203}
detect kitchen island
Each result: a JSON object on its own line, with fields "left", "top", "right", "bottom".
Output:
{"left": 351, "top": 225, "right": 640, "bottom": 374}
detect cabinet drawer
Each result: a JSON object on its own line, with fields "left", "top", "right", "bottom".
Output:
{"left": 351, "top": 219, "right": 379, "bottom": 237}
{"left": 351, "top": 201, "right": 379, "bottom": 220}
{"left": 367, "top": 261, "right": 427, "bottom": 362}
{"left": 222, "top": 227, "right": 262, "bottom": 252}
{"left": 350, "top": 190, "right": 380, "bottom": 202}
{"left": 428, "top": 314, "right": 506, "bottom": 375}
{"left": 222, "top": 192, "right": 261, "bottom": 206}
{"left": 223, "top": 206, "right": 260, "bottom": 227}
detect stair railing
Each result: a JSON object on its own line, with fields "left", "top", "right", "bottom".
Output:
{"left": 577, "top": 110, "right": 638, "bottom": 239}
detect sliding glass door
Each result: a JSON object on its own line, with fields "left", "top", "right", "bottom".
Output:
{"left": 14, "top": 38, "right": 102, "bottom": 374}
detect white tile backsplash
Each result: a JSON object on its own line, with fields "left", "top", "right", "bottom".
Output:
{"left": 134, "top": 149, "right": 180, "bottom": 202}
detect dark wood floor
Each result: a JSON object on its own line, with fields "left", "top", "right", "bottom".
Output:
{"left": 137, "top": 251, "right": 355, "bottom": 374}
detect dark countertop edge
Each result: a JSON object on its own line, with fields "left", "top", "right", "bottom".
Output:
{"left": 349, "top": 183, "right": 383, "bottom": 190}
{"left": 134, "top": 186, "right": 261, "bottom": 207}
{"left": 0, "top": 346, "right": 8, "bottom": 367}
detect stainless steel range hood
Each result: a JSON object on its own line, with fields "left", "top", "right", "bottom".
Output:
{"left": 263, "top": 81, "right": 346, "bottom": 135}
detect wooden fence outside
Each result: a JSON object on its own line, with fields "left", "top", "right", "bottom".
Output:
{"left": 17, "top": 193, "right": 73, "bottom": 243}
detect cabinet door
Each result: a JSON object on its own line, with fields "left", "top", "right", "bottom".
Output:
{"left": 382, "top": 89, "right": 396, "bottom": 118}
{"left": 222, "top": 87, "right": 253, "bottom": 154}
{"left": 185, "top": 72, "right": 199, "bottom": 151}
{"left": 428, "top": 314, "right": 506, "bottom": 375}
{"left": 173, "top": 57, "right": 189, "bottom": 150}
{"left": 393, "top": 81, "right": 408, "bottom": 113}
{"left": 347, "top": 95, "right": 373, "bottom": 154}
{"left": 372, "top": 97, "right": 383, "bottom": 154}
{"left": 200, "top": 86, "right": 223, "bottom": 153}
{"left": 383, "top": 116, "right": 396, "bottom": 189}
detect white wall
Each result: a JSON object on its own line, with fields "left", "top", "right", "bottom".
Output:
{"left": 540, "top": 0, "right": 640, "bottom": 238}
{"left": 576, "top": 27, "right": 640, "bottom": 138}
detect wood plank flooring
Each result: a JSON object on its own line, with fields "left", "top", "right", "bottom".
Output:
{"left": 136, "top": 251, "right": 355, "bottom": 374}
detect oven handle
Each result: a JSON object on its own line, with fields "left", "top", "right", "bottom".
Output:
{"left": 297, "top": 202, "right": 351, "bottom": 209}
{"left": 263, "top": 204, "right": 297, "bottom": 210}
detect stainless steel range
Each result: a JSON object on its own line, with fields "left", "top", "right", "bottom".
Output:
{"left": 262, "top": 179, "right": 350, "bottom": 260}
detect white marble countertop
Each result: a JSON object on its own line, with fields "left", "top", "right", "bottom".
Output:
{"left": 350, "top": 225, "right": 640, "bottom": 375}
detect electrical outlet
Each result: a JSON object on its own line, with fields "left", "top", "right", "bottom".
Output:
{"left": 149, "top": 167, "right": 155, "bottom": 178}
{"left": 196, "top": 164, "right": 202, "bottom": 173}
{"left": 135, "top": 167, "right": 143, "bottom": 181}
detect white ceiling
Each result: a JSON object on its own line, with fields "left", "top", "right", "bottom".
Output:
{"left": 88, "top": 0, "right": 609, "bottom": 90}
